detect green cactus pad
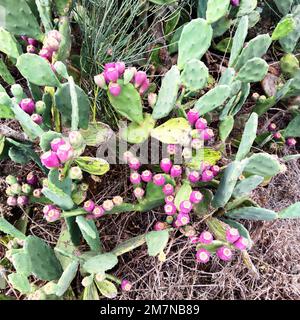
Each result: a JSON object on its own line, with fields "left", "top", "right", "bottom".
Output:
{"left": 48, "top": 168, "right": 72, "bottom": 196}
{"left": 42, "top": 183, "right": 74, "bottom": 211}
{"left": 194, "top": 189, "right": 214, "bottom": 216}
{"left": 83, "top": 253, "right": 118, "bottom": 274}
{"left": 177, "top": 18, "right": 213, "bottom": 70}
{"left": 174, "top": 180, "right": 192, "bottom": 210}
{"left": 39, "top": 131, "right": 62, "bottom": 152}
{"left": 107, "top": 82, "right": 144, "bottom": 125}
{"left": 55, "top": 82, "right": 90, "bottom": 130}
{"left": 274, "top": 0, "right": 293, "bottom": 15}
{"left": 280, "top": 53, "right": 299, "bottom": 78}
{"left": 11, "top": 252, "right": 31, "bottom": 277}
{"left": 75, "top": 157, "right": 109, "bottom": 176}
{"left": 55, "top": 17, "right": 72, "bottom": 62}
{"left": 284, "top": 115, "right": 300, "bottom": 138}
{"left": 236, "top": 58, "right": 269, "bottom": 83}
{"left": 0, "top": 59, "right": 14, "bottom": 84}
{"left": 77, "top": 217, "right": 101, "bottom": 252}
{"left": 112, "top": 234, "right": 146, "bottom": 256}
{"left": 0, "top": 28, "right": 22, "bottom": 60}
{"left": 225, "top": 207, "right": 277, "bottom": 221}
{"left": 8, "top": 273, "right": 31, "bottom": 295}
{"left": 206, "top": 0, "right": 230, "bottom": 24}
{"left": 278, "top": 202, "right": 300, "bottom": 219}
{"left": 54, "top": 0, "right": 74, "bottom": 16}
{"left": 24, "top": 236, "right": 63, "bottom": 281}
{"left": 181, "top": 59, "right": 209, "bottom": 92}
{"left": 151, "top": 117, "right": 191, "bottom": 145}
{"left": 272, "top": 17, "right": 296, "bottom": 41}
{"left": 237, "top": 0, "right": 257, "bottom": 17}
{"left": 55, "top": 260, "right": 79, "bottom": 297}
{"left": 8, "top": 146, "right": 30, "bottom": 164}
{"left": 145, "top": 230, "right": 169, "bottom": 257}
{"left": 83, "top": 282, "right": 99, "bottom": 300}
{"left": 206, "top": 217, "right": 228, "bottom": 241}
{"left": 0, "top": 217, "right": 27, "bottom": 240}
{"left": 219, "top": 115, "right": 234, "bottom": 142}
{"left": 236, "top": 113, "right": 258, "bottom": 161}
{"left": 17, "top": 54, "right": 61, "bottom": 87}
{"left": 80, "top": 122, "right": 113, "bottom": 147}
{"left": 95, "top": 279, "right": 118, "bottom": 299}
{"left": 187, "top": 148, "right": 222, "bottom": 170}
{"left": 152, "top": 66, "right": 180, "bottom": 119}
{"left": 195, "top": 85, "right": 230, "bottom": 115}
{"left": 233, "top": 175, "right": 264, "bottom": 198}
{"left": 35, "top": 0, "right": 53, "bottom": 34}
{"left": 0, "top": 0, "right": 43, "bottom": 41}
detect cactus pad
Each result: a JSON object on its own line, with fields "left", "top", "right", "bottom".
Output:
{"left": 181, "top": 59, "right": 208, "bottom": 92}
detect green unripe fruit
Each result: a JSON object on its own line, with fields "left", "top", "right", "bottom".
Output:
{"left": 68, "top": 166, "right": 83, "bottom": 180}
{"left": 22, "top": 183, "right": 32, "bottom": 195}
{"left": 10, "top": 183, "right": 22, "bottom": 195}
{"left": 35, "top": 101, "right": 46, "bottom": 114}
{"left": 6, "top": 186, "right": 14, "bottom": 196}
{"left": 68, "top": 131, "right": 85, "bottom": 149}
{"left": 10, "top": 84, "right": 24, "bottom": 102}
{"left": 80, "top": 183, "right": 89, "bottom": 191}
{"left": 166, "top": 216, "right": 174, "bottom": 224}
{"left": 280, "top": 53, "right": 299, "bottom": 79}
{"left": 5, "top": 175, "right": 17, "bottom": 185}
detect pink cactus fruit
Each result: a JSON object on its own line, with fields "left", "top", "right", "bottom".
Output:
{"left": 115, "top": 61, "right": 126, "bottom": 76}
{"left": 199, "top": 231, "right": 213, "bottom": 244}
{"left": 286, "top": 137, "right": 297, "bottom": 147}
{"left": 57, "top": 143, "right": 74, "bottom": 163}
{"left": 20, "top": 98, "right": 35, "bottom": 115}
{"left": 163, "top": 184, "right": 174, "bottom": 196}
{"left": 179, "top": 200, "right": 193, "bottom": 214}
{"left": 27, "top": 45, "right": 36, "bottom": 53}
{"left": 216, "top": 246, "right": 233, "bottom": 261}
{"left": 273, "top": 132, "right": 282, "bottom": 140}
{"left": 200, "top": 161, "right": 211, "bottom": 173}
{"left": 139, "top": 78, "right": 150, "bottom": 95}
{"left": 233, "top": 237, "right": 249, "bottom": 250}
{"left": 196, "top": 248, "right": 211, "bottom": 263}
{"left": 41, "top": 151, "right": 60, "bottom": 168}
{"left": 195, "top": 118, "right": 208, "bottom": 130}
{"left": 121, "top": 279, "right": 132, "bottom": 292}
{"left": 94, "top": 73, "right": 107, "bottom": 89}
{"left": 187, "top": 109, "right": 200, "bottom": 126}
{"left": 104, "top": 62, "right": 116, "bottom": 70}
{"left": 92, "top": 206, "right": 105, "bottom": 218}
{"left": 188, "top": 171, "right": 200, "bottom": 183}
{"left": 50, "top": 138, "right": 66, "bottom": 152}
{"left": 165, "top": 195, "right": 175, "bottom": 204}
{"left": 105, "top": 67, "right": 119, "bottom": 82}
{"left": 83, "top": 200, "right": 95, "bottom": 213}
{"left": 153, "top": 174, "right": 166, "bottom": 186}
{"left": 27, "top": 38, "right": 38, "bottom": 46}
{"left": 201, "top": 170, "right": 214, "bottom": 182}
{"left": 190, "top": 191, "right": 203, "bottom": 204}
{"left": 7, "top": 196, "right": 17, "bottom": 206}
{"left": 123, "top": 151, "right": 134, "bottom": 162}
{"left": 31, "top": 113, "right": 43, "bottom": 125}
{"left": 44, "top": 37, "right": 60, "bottom": 52}
{"left": 191, "top": 138, "right": 203, "bottom": 150}
{"left": 109, "top": 83, "right": 122, "bottom": 96}
{"left": 134, "top": 71, "right": 147, "bottom": 88}
{"left": 129, "top": 158, "right": 141, "bottom": 171}
{"left": 154, "top": 221, "right": 166, "bottom": 231}
{"left": 167, "top": 144, "right": 178, "bottom": 155}
{"left": 190, "top": 236, "right": 199, "bottom": 244}
{"left": 47, "top": 30, "right": 62, "bottom": 42}
{"left": 160, "top": 158, "right": 172, "bottom": 173}
{"left": 226, "top": 228, "right": 240, "bottom": 243}
{"left": 211, "top": 165, "right": 220, "bottom": 177}
{"left": 26, "top": 172, "right": 38, "bottom": 186}
{"left": 200, "top": 128, "right": 214, "bottom": 141}
{"left": 39, "top": 48, "right": 53, "bottom": 61}
{"left": 45, "top": 208, "right": 61, "bottom": 222}
{"left": 43, "top": 205, "right": 55, "bottom": 215}
{"left": 164, "top": 203, "right": 177, "bottom": 216}
{"left": 268, "top": 123, "right": 277, "bottom": 132}
{"left": 148, "top": 93, "right": 157, "bottom": 108}
{"left": 141, "top": 170, "right": 152, "bottom": 183}
{"left": 230, "top": 0, "right": 240, "bottom": 7}
{"left": 134, "top": 187, "right": 145, "bottom": 199}
{"left": 130, "top": 172, "right": 141, "bottom": 184}
{"left": 102, "top": 200, "right": 114, "bottom": 212}
{"left": 170, "top": 165, "right": 182, "bottom": 178}
{"left": 176, "top": 213, "right": 190, "bottom": 226}
{"left": 33, "top": 189, "right": 42, "bottom": 198}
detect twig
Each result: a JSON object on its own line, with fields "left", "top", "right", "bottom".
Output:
{"left": 0, "top": 124, "right": 28, "bottom": 142}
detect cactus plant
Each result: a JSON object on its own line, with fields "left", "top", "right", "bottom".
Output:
{"left": 236, "top": 58, "right": 269, "bottom": 83}
{"left": 55, "top": 260, "right": 79, "bottom": 297}
{"left": 145, "top": 230, "right": 169, "bottom": 257}
{"left": 225, "top": 207, "right": 277, "bottom": 221}
{"left": 232, "top": 175, "right": 264, "bottom": 198}
{"left": 206, "top": 0, "right": 230, "bottom": 24}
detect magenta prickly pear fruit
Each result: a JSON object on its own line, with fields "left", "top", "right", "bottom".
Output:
{"left": 190, "top": 191, "right": 203, "bottom": 204}
{"left": 216, "top": 246, "right": 233, "bottom": 261}
{"left": 153, "top": 174, "right": 166, "bottom": 186}
{"left": 226, "top": 228, "right": 240, "bottom": 243}
{"left": 195, "top": 118, "right": 208, "bottom": 130}
{"left": 41, "top": 151, "right": 60, "bottom": 168}
{"left": 141, "top": 170, "right": 152, "bottom": 183}
{"left": 45, "top": 208, "right": 61, "bottom": 222}
{"left": 69, "top": 131, "right": 85, "bottom": 149}
{"left": 31, "top": 113, "right": 43, "bottom": 125}
{"left": 200, "top": 161, "right": 211, "bottom": 173}
{"left": 19, "top": 98, "right": 35, "bottom": 115}
{"left": 200, "top": 128, "right": 214, "bottom": 141}
{"left": 234, "top": 237, "right": 249, "bottom": 250}
{"left": 83, "top": 200, "right": 95, "bottom": 212}
{"left": 268, "top": 123, "right": 277, "bottom": 132}
{"left": 163, "top": 184, "right": 174, "bottom": 196}
{"left": 211, "top": 165, "right": 220, "bottom": 177}
{"left": 188, "top": 171, "right": 200, "bottom": 183}
{"left": 179, "top": 200, "right": 193, "bottom": 214}
{"left": 44, "top": 37, "right": 60, "bottom": 52}
{"left": 109, "top": 83, "right": 122, "bottom": 96}
{"left": 27, "top": 45, "right": 36, "bottom": 53}
{"left": 148, "top": 93, "right": 157, "bottom": 108}
{"left": 187, "top": 109, "right": 200, "bottom": 126}
{"left": 129, "top": 157, "right": 141, "bottom": 171}
{"left": 105, "top": 67, "right": 119, "bottom": 82}
{"left": 57, "top": 143, "right": 74, "bottom": 163}
{"left": 134, "top": 71, "right": 147, "bottom": 88}
{"left": 154, "top": 221, "right": 166, "bottom": 231}
{"left": 43, "top": 205, "right": 55, "bottom": 215}
{"left": 165, "top": 195, "right": 175, "bottom": 204}
{"left": 94, "top": 73, "right": 107, "bottom": 89}
{"left": 130, "top": 172, "right": 141, "bottom": 185}
{"left": 33, "top": 189, "right": 42, "bottom": 198}
{"left": 123, "top": 151, "right": 134, "bottom": 162}
{"left": 113, "top": 196, "right": 123, "bottom": 206}
{"left": 28, "top": 38, "right": 38, "bottom": 46}
{"left": 139, "top": 78, "right": 150, "bottom": 95}
{"left": 286, "top": 137, "right": 297, "bottom": 147}
{"left": 273, "top": 132, "right": 282, "bottom": 140}
{"left": 115, "top": 61, "right": 126, "bottom": 76}
{"left": 121, "top": 279, "right": 132, "bottom": 292}
{"left": 176, "top": 213, "right": 190, "bottom": 226}
{"left": 183, "top": 225, "right": 196, "bottom": 237}
{"left": 230, "top": 0, "right": 240, "bottom": 6}
{"left": 201, "top": 170, "right": 214, "bottom": 182}
{"left": 47, "top": 30, "right": 62, "bottom": 42}
{"left": 92, "top": 205, "right": 105, "bottom": 218}
{"left": 22, "top": 184, "right": 32, "bottom": 194}
{"left": 164, "top": 203, "right": 177, "bottom": 216}
{"left": 199, "top": 231, "right": 213, "bottom": 244}
{"left": 50, "top": 138, "right": 66, "bottom": 152}
{"left": 21, "top": 35, "right": 28, "bottom": 42}
{"left": 104, "top": 62, "right": 116, "bottom": 70}
{"left": 191, "top": 138, "right": 203, "bottom": 150}
{"left": 170, "top": 165, "right": 182, "bottom": 178}
{"left": 6, "top": 175, "right": 17, "bottom": 185}
{"left": 7, "top": 197, "right": 17, "bottom": 206}
{"left": 69, "top": 167, "right": 83, "bottom": 180}
{"left": 102, "top": 200, "right": 114, "bottom": 212}
{"left": 167, "top": 144, "right": 178, "bottom": 155}
{"left": 190, "top": 236, "right": 199, "bottom": 244}
{"left": 39, "top": 48, "right": 52, "bottom": 61}
{"left": 196, "top": 248, "right": 210, "bottom": 263}
{"left": 26, "top": 172, "right": 38, "bottom": 186}
{"left": 160, "top": 158, "right": 172, "bottom": 173}
{"left": 133, "top": 187, "right": 145, "bottom": 199}
{"left": 17, "top": 196, "right": 28, "bottom": 206}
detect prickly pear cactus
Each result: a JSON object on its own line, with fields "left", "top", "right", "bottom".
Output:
{"left": 206, "top": 0, "right": 230, "bottom": 24}
{"left": 0, "top": 28, "right": 22, "bottom": 60}
{"left": 280, "top": 53, "right": 299, "bottom": 78}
